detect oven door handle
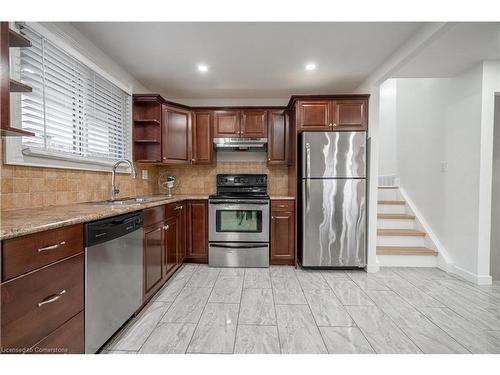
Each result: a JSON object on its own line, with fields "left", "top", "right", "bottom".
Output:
{"left": 209, "top": 243, "right": 268, "bottom": 249}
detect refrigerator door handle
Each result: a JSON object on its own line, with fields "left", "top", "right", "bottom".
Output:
{"left": 305, "top": 142, "right": 311, "bottom": 211}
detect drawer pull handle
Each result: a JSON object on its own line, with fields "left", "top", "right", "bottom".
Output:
{"left": 37, "top": 241, "right": 66, "bottom": 252}
{"left": 174, "top": 205, "right": 183, "bottom": 210}
{"left": 37, "top": 290, "right": 66, "bottom": 307}
{"left": 279, "top": 205, "right": 286, "bottom": 208}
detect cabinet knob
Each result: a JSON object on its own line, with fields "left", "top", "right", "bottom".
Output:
{"left": 333, "top": 123, "right": 337, "bottom": 127}
{"left": 163, "top": 225, "right": 169, "bottom": 231}
{"left": 174, "top": 205, "right": 183, "bottom": 210}
{"left": 162, "top": 157, "right": 166, "bottom": 160}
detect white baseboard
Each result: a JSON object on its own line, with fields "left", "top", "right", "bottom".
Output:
{"left": 449, "top": 264, "right": 493, "bottom": 285}
{"left": 398, "top": 187, "right": 453, "bottom": 269}
{"left": 366, "top": 263, "right": 380, "bottom": 273}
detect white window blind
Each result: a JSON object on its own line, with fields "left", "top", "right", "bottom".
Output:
{"left": 16, "top": 25, "right": 131, "bottom": 165}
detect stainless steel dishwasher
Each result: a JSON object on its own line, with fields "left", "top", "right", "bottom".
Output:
{"left": 84, "top": 211, "right": 144, "bottom": 354}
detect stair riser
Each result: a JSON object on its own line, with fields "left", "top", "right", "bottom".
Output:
{"left": 377, "top": 235, "right": 425, "bottom": 247}
{"left": 378, "top": 255, "right": 438, "bottom": 267}
{"left": 377, "top": 204, "right": 407, "bottom": 214}
{"left": 378, "top": 219, "right": 415, "bottom": 229}
{"left": 377, "top": 189, "right": 401, "bottom": 201}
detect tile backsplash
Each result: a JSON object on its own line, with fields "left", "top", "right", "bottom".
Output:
{"left": 158, "top": 162, "right": 289, "bottom": 196}
{"left": 0, "top": 163, "right": 158, "bottom": 210}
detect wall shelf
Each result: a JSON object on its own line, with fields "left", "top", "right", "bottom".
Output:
{"left": 134, "top": 139, "right": 160, "bottom": 143}
{"left": 9, "top": 29, "right": 31, "bottom": 48}
{"left": 133, "top": 119, "right": 161, "bottom": 125}
{"left": 10, "top": 79, "right": 32, "bottom": 93}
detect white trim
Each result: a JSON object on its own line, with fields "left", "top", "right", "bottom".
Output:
{"left": 22, "top": 22, "right": 132, "bottom": 95}
{"left": 398, "top": 186, "right": 453, "bottom": 270}
{"left": 449, "top": 264, "right": 493, "bottom": 285}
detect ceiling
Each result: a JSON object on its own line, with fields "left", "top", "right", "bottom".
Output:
{"left": 69, "top": 22, "right": 423, "bottom": 99}
{"left": 394, "top": 22, "right": 500, "bottom": 78}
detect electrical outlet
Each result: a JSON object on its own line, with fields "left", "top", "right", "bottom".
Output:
{"left": 141, "top": 170, "right": 148, "bottom": 180}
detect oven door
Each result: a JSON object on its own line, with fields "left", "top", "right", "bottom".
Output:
{"left": 209, "top": 199, "right": 269, "bottom": 243}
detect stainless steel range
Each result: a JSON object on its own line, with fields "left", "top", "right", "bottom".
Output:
{"left": 209, "top": 174, "right": 270, "bottom": 268}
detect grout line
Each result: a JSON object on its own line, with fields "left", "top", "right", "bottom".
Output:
{"left": 269, "top": 268, "right": 282, "bottom": 354}
{"left": 232, "top": 268, "right": 245, "bottom": 354}
{"left": 184, "top": 266, "right": 221, "bottom": 354}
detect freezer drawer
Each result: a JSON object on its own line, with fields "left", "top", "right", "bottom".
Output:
{"left": 301, "top": 178, "right": 366, "bottom": 267}
{"left": 301, "top": 131, "right": 366, "bottom": 178}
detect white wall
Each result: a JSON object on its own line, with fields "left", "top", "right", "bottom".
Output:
{"left": 378, "top": 79, "right": 398, "bottom": 176}
{"left": 381, "top": 62, "right": 500, "bottom": 283}
{"left": 491, "top": 95, "right": 500, "bottom": 280}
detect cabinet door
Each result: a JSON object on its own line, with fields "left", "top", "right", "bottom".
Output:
{"left": 267, "top": 110, "right": 288, "bottom": 164}
{"left": 186, "top": 200, "right": 208, "bottom": 262}
{"left": 297, "top": 101, "right": 331, "bottom": 131}
{"left": 332, "top": 100, "right": 367, "bottom": 130}
{"left": 192, "top": 111, "right": 213, "bottom": 164}
{"left": 162, "top": 105, "right": 191, "bottom": 163}
{"left": 164, "top": 216, "right": 178, "bottom": 276}
{"left": 241, "top": 110, "right": 267, "bottom": 137}
{"left": 214, "top": 111, "right": 240, "bottom": 137}
{"left": 177, "top": 203, "right": 186, "bottom": 264}
{"left": 144, "top": 224, "right": 164, "bottom": 299}
{"left": 270, "top": 208, "right": 295, "bottom": 265}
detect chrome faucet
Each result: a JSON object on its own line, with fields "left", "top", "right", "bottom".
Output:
{"left": 111, "top": 159, "right": 137, "bottom": 201}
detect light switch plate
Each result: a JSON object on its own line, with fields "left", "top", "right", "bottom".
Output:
{"left": 141, "top": 170, "right": 148, "bottom": 180}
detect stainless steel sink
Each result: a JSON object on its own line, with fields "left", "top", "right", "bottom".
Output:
{"left": 88, "top": 195, "right": 172, "bottom": 205}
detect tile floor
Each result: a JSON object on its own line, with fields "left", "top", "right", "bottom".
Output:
{"left": 100, "top": 265, "right": 500, "bottom": 354}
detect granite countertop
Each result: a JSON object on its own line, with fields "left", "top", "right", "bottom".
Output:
{"left": 0, "top": 195, "right": 209, "bottom": 240}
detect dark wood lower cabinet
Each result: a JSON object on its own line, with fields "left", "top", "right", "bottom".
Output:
{"left": 270, "top": 200, "right": 295, "bottom": 265}
{"left": 185, "top": 200, "right": 208, "bottom": 263}
{"left": 143, "top": 222, "right": 164, "bottom": 301}
{"left": 0, "top": 253, "right": 84, "bottom": 352}
{"left": 29, "top": 311, "right": 84, "bottom": 354}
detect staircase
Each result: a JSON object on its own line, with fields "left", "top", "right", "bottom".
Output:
{"left": 377, "top": 186, "right": 438, "bottom": 266}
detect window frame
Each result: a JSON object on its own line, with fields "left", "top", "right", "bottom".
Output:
{"left": 5, "top": 22, "right": 133, "bottom": 173}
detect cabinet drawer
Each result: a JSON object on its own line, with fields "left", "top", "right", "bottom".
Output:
{"left": 143, "top": 206, "right": 165, "bottom": 227}
{"left": 1, "top": 224, "right": 83, "bottom": 281}
{"left": 166, "top": 202, "right": 184, "bottom": 218}
{"left": 29, "top": 311, "right": 84, "bottom": 354}
{"left": 271, "top": 200, "right": 295, "bottom": 212}
{"left": 1, "top": 253, "right": 84, "bottom": 350}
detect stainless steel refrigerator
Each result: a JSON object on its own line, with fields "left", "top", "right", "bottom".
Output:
{"left": 299, "top": 131, "right": 366, "bottom": 268}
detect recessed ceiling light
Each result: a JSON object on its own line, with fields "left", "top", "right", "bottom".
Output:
{"left": 197, "top": 64, "right": 209, "bottom": 72}
{"left": 305, "top": 63, "right": 317, "bottom": 71}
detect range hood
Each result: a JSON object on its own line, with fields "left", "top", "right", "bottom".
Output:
{"left": 213, "top": 137, "right": 267, "bottom": 150}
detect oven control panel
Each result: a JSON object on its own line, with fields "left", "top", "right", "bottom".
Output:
{"left": 216, "top": 174, "right": 267, "bottom": 187}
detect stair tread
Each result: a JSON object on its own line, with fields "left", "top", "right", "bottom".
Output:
{"left": 378, "top": 186, "right": 399, "bottom": 189}
{"left": 377, "top": 246, "right": 437, "bottom": 256}
{"left": 377, "top": 229, "right": 426, "bottom": 236}
{"left": 378, "top": 200, "right": 406, "bottom": 205}
{"left": 377, "top": 213, "right": 415, "bottom": 220}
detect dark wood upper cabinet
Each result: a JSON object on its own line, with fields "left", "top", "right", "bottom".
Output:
{"left": 297, "top": 100, "right": 331, "bottom": 130}
{"left": 185, "top": 200, "right": 208, "bottom": 263}
{"left": 214, "top": 110, "right": 240, "bottom": 137}
{"left": 162, "top": 105, "right": 191, "bottom": 163}
{"left": 270, "top": 200, "right": 295, "bottom": 265}
{"left": 241, "top": 110, "right": 267, "bottom": 137}
{"left": 295, "top": 97, "right": 368, "bottom": 131}
{"left": 267, "top": 110, "right": 288, "bottom": 165}
{"left": 332, "top": 100, "right": 367, "bottom": 130}
{"left": 192, "top": 111, "right": 213, "bottom": 164}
